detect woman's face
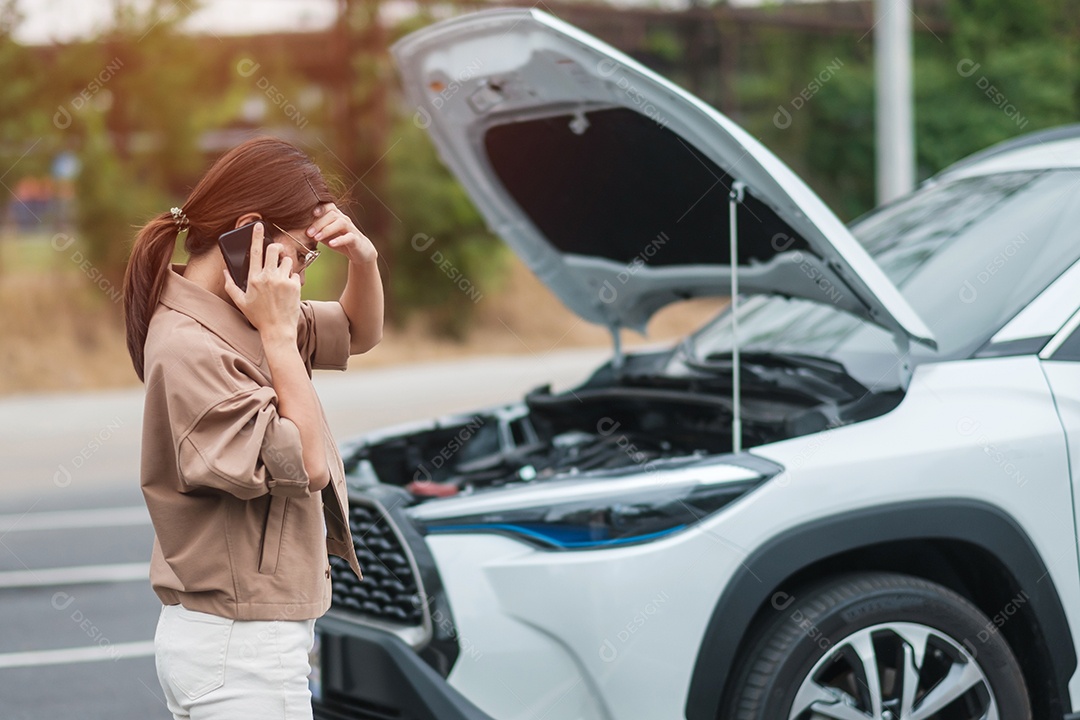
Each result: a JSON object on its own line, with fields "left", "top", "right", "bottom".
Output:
{"left": 268, "top": 225, "right": 318, "bottom": 286}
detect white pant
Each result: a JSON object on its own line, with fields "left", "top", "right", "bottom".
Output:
{"left": 154, "top": 603, "right": 317, "bottom": 720}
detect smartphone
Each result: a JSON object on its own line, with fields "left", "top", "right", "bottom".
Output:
{"left": 218, "top": 221, "right": 271, "bottom": 292}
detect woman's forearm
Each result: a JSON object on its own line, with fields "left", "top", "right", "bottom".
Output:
{"left": 340, "top": 256, "right": 384, "bottom": 354}
{"left": 263, "top": 333, "right": 330, "bottom": 492}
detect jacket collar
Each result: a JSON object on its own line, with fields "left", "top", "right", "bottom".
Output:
{"left": 160, "top": 263, "right": 265, "bottom": 365}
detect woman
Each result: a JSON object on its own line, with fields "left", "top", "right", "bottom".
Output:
{"left": 121, "top": 136, "right": 382, "bottom": 719}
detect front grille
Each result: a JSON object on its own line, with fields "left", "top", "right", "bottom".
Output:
{"left": 330, "top": 500, "right": 424, "bottom": 625}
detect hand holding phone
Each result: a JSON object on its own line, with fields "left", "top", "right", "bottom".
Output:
{"left": 218, "top": 220, "right": 271, "bottom": 293}
{"left": 219, "top": 220, "right": 302, "bottom": 338}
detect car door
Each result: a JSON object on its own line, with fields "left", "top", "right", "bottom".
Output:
{"left": 1036, "top": 266, "right": 1080, "bottom": 591}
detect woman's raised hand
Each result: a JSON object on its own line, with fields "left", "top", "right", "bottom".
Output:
{"left": 222, "top": 221, "right": 301, "bottom": 341}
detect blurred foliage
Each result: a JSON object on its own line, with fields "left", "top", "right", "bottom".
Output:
{"left": 644, "top": 27, "right": 684, "bottom": 65}
{"left": 384, "top": 111, "right": 510, "bottom": 339}
{"left": 735, "top": 0, "right": 1079, "bottom": 219}
{"left": 0, "top": 1, "right": 50, "bottom": 183}
{"left": 74, "top": 110, "right": 141, "bottom": 280}
{"left": 332, "top": 1, "right": 506, "bottom": 339}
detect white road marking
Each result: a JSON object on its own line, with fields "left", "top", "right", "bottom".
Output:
{"left": 0, "top": 641, "right": 155, "bottom": 669}
{"left": 0, "top": 507, "right": 157, "bottom": 669}
{"left": 0, "top": 506, "right": 150, "bottom": 533}
{"left": 0, "top": 563, "right": 149, "bottom": 589}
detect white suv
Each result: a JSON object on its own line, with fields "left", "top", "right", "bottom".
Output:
{"left": 311, "top": 9, "right": 1080, "bottom": 720}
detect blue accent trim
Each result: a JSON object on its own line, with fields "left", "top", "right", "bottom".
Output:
{"left": 425, "top": 522, "right": 686, "bottom": 548}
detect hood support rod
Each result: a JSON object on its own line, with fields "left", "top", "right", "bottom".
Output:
{"left": 610, "top": 324, "right": 624, "bottom": 375}
{"left": 729, "top": 180, "right": 746, "bottom": 454}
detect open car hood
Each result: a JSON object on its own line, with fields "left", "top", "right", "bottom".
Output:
{"left": 390, "top": 9, "right": 936, "bottom": 350}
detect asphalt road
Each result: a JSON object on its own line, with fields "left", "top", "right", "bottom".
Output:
{"left": 0, "top": 348, "right": 611, "bottom": 719}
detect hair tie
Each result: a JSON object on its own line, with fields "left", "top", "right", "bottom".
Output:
{"left": 170, "top": 206, "right": 189, "bottom": 232}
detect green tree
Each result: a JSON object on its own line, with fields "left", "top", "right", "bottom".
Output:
{"left": 736, "top": 0, "right": 1078, "bottom": 219}
{"left": 0, "top": 0, "right": 52, "bottom": 235}
{"left": 384, "top": 111, "right": 509, "bottom": 339}
{"left": 67, "top": 1, "right": 222, "bottom": 282}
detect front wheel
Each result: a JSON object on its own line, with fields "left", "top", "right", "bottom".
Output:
{"left": 725, "top": 572, "right": 1031, "bottom": 720}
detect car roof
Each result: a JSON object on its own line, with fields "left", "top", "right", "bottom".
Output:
{"left": 932, "top": 124, "right": 1080, "bottom": 181}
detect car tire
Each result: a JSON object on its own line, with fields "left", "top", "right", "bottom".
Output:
{"left": 724, "top": 572, "right": 1031, "bottom": 720}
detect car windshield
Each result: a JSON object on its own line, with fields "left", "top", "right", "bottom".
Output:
{"left": 686, "top": 169, "right": 1080, "bottom": 389}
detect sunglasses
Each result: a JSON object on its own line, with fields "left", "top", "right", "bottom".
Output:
{"left": 270, "top": 221, "right": 320, "bottom": 271}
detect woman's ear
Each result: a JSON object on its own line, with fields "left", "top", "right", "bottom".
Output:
{"left": 234, "top": 212, "right": 262, "bottom": 229}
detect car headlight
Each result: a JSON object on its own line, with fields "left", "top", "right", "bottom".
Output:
{"left": 410, "top": 459, "right": 778, "bottom": 549}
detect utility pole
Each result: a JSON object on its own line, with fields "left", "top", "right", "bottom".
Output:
{"left": 874, "top": 0, "right": 915, "bottom": 205}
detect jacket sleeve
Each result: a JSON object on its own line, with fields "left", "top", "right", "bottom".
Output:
{"left": 298, "top": 300, "right": 352, "bottom": 371}
{"left": 176, "top": 384, "right": 313, "bottom": 500}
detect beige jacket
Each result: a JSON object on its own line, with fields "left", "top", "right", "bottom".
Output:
{"left": 140, "top": 262, "right": 363, "bottom": 621}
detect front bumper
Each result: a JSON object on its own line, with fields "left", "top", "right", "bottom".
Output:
{"left": 313, "top": 612, "right": 495, "bottom": 720}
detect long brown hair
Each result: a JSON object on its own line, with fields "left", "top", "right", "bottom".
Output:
{"left": 122, "top": 136, "right": 338, "bottom": 382}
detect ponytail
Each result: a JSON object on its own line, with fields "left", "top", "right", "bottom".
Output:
{"left": 122, "top": 214, "right": 179, "bottom": 383}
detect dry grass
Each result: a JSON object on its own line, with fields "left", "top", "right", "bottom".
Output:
{"left": 0, "top": 270, "right": 136, "bottom": 396}
{"left": 0, "top": 255, "right": 727, "bottom": 396}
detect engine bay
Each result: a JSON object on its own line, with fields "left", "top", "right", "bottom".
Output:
{"left": 342, "top": 352, "right": 903, "bottom": 501}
